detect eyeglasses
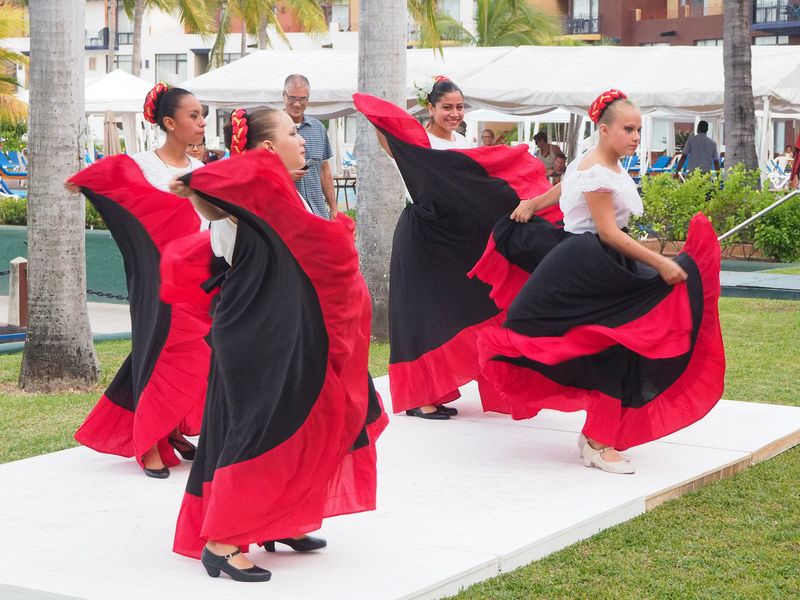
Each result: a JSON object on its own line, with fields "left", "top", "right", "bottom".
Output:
{"left": 187, "top": 144, "right": 205, "bottom": 150}
{"left": 284, "top": 93, "right": 309, "bottom": 104}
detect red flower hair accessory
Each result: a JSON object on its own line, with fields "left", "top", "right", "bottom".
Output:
{"left": 143, "top": 82, "right": 171, "bottom": 124}
{"left": 230, "top": 109, "right": 249, "bottom": 155}
{"left": 588, "top": 89, "right": 627, "bottom": 125}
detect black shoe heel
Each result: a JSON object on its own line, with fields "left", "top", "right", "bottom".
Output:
{"left": 168, "top": 437, "right": 197, "bottom": 461}
{"left": 201, "top": 547, "right": 272, "bottom": 582}
{"left": 261, "top": 536, "right": 327, "bottom": 552}
{"left": 204, "top": 564, "right": 221, "bottom": 578}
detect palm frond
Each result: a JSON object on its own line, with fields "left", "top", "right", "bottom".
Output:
{"left": 408, "top": 0, "right": 443, "bottom": 51}
{"left": 166, "top": 0, "right": 215, "bottom": 34}
{"left": 282, "top": 0, "right": 327, "bottom": 35}
{"left": 416, "top": 11, "right": 473, "bottom": 49}
{"left": 0, "top": 94, "right": 27, "bottom": 128}
{"left": 0, "top": 4, "right": 28, "bottom": 38}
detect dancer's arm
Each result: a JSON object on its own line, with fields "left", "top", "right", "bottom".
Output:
{"left": 510, "top": 182, "right": 561, "bottom": 223}
{"left": 585, "top": 191, "right": 687, "bottom": 285}
{"left": 169, "top": 178, "right": 230, "bottom": 221}
{"left": 374, "top": 130, "right": 393, "bottom": 158}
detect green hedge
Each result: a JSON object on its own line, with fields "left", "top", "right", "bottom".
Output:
{"left": 0, "top": 196, "right": 107, "bottom": 230}
{"left": 631, "top": 164, "right": 800, "bottom": 262}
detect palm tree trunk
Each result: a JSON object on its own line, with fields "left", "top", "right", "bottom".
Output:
{"left": 240, "top": 26, "right": 247, "bottom": 56}
{"left": 257, "top": 14, "right": 268, "bottom": 49}
{"left": 355, "top": 0, "right": 408, "bottom": 340}
{"left": 723, "top": 0, "right": 758, "bottom": 170}
{"left": 21, "top": 0, "right": 98, "bottom": 391}
{"left": 131, "top": 0, "right": 144, "bottom": 77}
{"left": 107, "top": 0, "right": 118, "bottom": 72}
{"left": 208, "top": 1, "right": 230, "bottom": 71}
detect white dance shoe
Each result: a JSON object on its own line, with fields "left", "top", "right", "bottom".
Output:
{"left": 578, "top": 433, "right": 631, "bottom": 462}
{"left": 581, "top": 439, "right": 636, "bottom": 474}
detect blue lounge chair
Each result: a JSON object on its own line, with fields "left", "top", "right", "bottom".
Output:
{"left": 7, "top": 150, "right": 27, "bottom": 168}
{"left": 647, "top": 155, "right": 673, "bottom": 174}
{"left": 0, "top": 152, "right": 27, "bottom": 178}
{"left": 0, "top": 177, "right": 26, "bottom": 197}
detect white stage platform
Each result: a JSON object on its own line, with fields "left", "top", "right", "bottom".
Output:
{"left": 1, "top": 378, "right": 798, "bottom": 600}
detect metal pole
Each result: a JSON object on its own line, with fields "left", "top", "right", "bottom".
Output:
{"left": 717, "top": 189, "right": 799, "bottom": 242}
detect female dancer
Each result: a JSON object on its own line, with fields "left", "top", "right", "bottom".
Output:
{"left": 354, "top": 91, "right": 558, "bottom": 420}
{"left": 472, "top": 89, "right": 725, "bottom": 474}
{"left": 68, "top": 83, "right": 210, "bottom": 478}
{"left": 422, "top": 77, "right": 472, "bottom": 149}
{"left": 169, "top": 107, "right": 385, "bottom": 582}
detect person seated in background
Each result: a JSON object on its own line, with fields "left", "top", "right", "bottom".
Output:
{"left": 551, "top": 152, "right": 567, "bottom": 184}
{"left": 187, "top": 138, "right": 225, "bottom": 164}
{"left": 533, "top": 131, "right": 561, "bottom": 178}
{"left": 480, "top": 128, "right": 495, "bottom": 147}
{"left": 776, "top": 144, "right": 794, "bottom": 172}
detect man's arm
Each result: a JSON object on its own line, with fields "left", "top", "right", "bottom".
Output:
{"left": 320, "top": 160, "right": 337, "bottom": 218}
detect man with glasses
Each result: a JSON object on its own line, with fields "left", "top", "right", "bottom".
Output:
{"left": 283, "top": 74, "right": 337, "bottom": 219}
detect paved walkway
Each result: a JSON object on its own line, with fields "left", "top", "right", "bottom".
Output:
{"left": 720, "top": 271, "right": 800, "bottom": 300}
{"left": 0, "top": 296, "right": 131, "bottom": 334}
{"left": 0, "top": 380, "right": 798, "bottom": 600}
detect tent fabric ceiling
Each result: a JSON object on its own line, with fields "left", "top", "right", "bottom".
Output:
{"left": 179, "top": 45, "right": 800, "bottom": 118}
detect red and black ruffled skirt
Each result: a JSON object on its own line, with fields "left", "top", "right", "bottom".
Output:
{"left": 69, "top": 156, "right": 213, "bottom": 467}
{"left": 473, "top": 213, "right": 725, "bottom": 450}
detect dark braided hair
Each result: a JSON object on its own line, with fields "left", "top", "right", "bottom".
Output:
{"left": 142, "top": 83, "right": 194, "bottom": 132}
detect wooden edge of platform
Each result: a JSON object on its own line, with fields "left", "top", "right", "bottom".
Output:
{"left": 645, "top": 428, "right": 800, "bottom": 511}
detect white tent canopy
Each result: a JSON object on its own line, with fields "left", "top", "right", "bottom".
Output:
{"left": 182, "top": 45, "right": 800, "bottom": 173}
{"left": 85, "top": 69, "right": 154, "bottom": 114}
{"left": 180, "top": 47, "right": 517, "bottom": 118}
{"left": 85, "top": 69, "right": 155, "bottom": 156}
{"left": 181, "top": 45, "right": 800, "bottom": 116}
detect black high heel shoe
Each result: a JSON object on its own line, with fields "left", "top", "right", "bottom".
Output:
{"left": 201, "top": 547, "right": 272, "bottom": 582}
{"left": 168, "top": 436, "right": 197, "bottom": 461}
{"left": 262, "top": 536, "right": 327, "bottom": 552}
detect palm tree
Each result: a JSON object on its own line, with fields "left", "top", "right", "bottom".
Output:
{"left": 723, "top": 0, "right": 758, "bottom": 171}
{"left": 20, "top": 0, "right": 98, "bottom": 391}
{"left": 0, "top": 0, "right": 29, "bottom": 127}
{"left": 122, "top": 0, "right": 215, "bottom": 77}
{"left": 355, "top": 0, "right": 409, "bottom": 339}
{"left": 414, "top": 0, "right": 560, "bottom": 48}
{"left": 206, "top": 0, "right": 327, "bottom": 71}
{"left": 107, "top": 0, "right": 118, "bottom": 72}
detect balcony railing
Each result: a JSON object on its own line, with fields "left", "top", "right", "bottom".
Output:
{"left": 567, "top": 15, "right": 599, "bottom": 35}
{"left": 84, "top": 29, "right": 135, "bottom": 49}
{"left": 753, "top": 0, "right": 800, "bottom": 24}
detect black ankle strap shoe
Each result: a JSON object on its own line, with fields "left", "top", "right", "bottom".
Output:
{"left": 201, "top": 547, "right": 272, "bottom": 582}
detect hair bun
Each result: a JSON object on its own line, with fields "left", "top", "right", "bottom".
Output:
{"left": 143, "top": 82, "right": 171, "bottom": 124}
{"left": 230, "top": 109, "right": 249, "bottom": 154}
{"left": 588, "top": 89, "right": 627, "bottom": 125}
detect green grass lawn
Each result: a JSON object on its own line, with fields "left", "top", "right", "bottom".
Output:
{"left": 0, "top": 298, "right": 798, "bottom": 598}
{"left": 765, "top": 266, "right": 800, "bottom": 275}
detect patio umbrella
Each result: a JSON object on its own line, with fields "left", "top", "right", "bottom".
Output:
{"left": 103, "top": 109, "right": 122, "bottom": 156}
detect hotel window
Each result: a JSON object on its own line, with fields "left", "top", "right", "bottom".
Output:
{"left": 754, "top": 35, "right": 789, "bottom": 45}
{"left": 695, "top": 39, "right": 723, "bottom": 46}
{"left": 113, "top": 55, "right": 133, "bottom": 73}
{"left": 155, "top": 53, "right": 187, "bottom": 85}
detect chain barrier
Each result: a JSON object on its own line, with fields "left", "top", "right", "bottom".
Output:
{"left": 87, "top": 289, "right": 129, "bottom": 301}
